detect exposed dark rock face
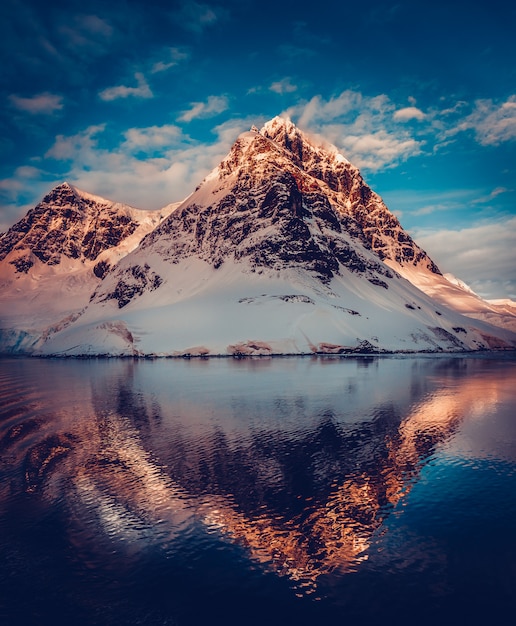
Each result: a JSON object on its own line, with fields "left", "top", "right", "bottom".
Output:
{"left": 0, "top": 183, "right": 139, "bottom": 269}
{"left": 141, "top": 122, "right": 403, "bottom": 288}
{"left": 93, "top": 260, "right": 111, "bottom": 279}
{"left": 8, "top": 255, "right": 34, "bottom": 273}
{"left": 430, "top": 326, "right": 466, "bottom": 349}
{"left": 98, "top": 263, "right": 163, "bottom": 308}
{"left": 261, "top": 118, "right": 441, "bottom": 275}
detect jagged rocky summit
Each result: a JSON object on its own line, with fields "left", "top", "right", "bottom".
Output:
{"left": 1, "top": 117, "right": 515, "bottom": 356}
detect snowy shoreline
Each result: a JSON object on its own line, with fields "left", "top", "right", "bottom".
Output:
{"left": 3, "top": 348, "right": 515, "bottom": 360}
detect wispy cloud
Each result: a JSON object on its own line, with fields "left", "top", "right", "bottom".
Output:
{"left": 286, "top": 90, "right": 516, "bottom": 170}
{"left": 471, "top": 186, "right": 511, "bottom": 205}
{"left": 411, "top": 203, "right": 461, "bottom": 217}
{"left": 413, "top": 218, "right": 516, "bottom": 299}
{"left": 37, "top": 118, "right": 246, "bottom": 211}
{"left": 383, "top": 188, "right": 490, "bottom": 219}
{"left": 269, "top": 78, "right": 298, "bottom": 95}
{"left": 0, "top": 3, "right": 131, "bottom": 98}
{"left": 0, "top": 166, "right": 41, "bottom": 195}
{"left": 58, "top": 14, "right": 113, "bottom": 55}
{"left": 393, "top": 106, "right": 426, "bottom": 122}
{"left": 286, "top": 91, "right": 424, "bottom": 171}
{"left": 367, "top": 3, "right": 403, "bottom": 23}
{"left": 45, "top": 125, "right": 107, "bottom": 161}
{"left": 0, "top": 164, "right": 50, "bottom": 232}
{"left": 277, "top": 44, "right": 316, "bottom": 60}
{"left": 291, "top": 21, "right": 331, "bottom": 47}
{"left": 450, "top": 95, "right": 516, "bottom": 145}
{"left": 9, "top": 92, "right": 64, "bottom": 115}
{"left": 178, "top": 95, "right": 229, "bottom": 122}
{"left": 340, "top": 132, "right": 422, "bottom": 171}
{"left": 99, "top": 72, "right": 153, "bottom": 101}
{"left": 0, "top": 114, "right": 254, "bottom": 229}
{"left": 151, "top": 47, "right": 190, "bottom": 74}
{"left": 122, "top": 125, "right": 185, "bottom": 153}
{"left": 172, "top": 1, "right": 228, "bottom": 33}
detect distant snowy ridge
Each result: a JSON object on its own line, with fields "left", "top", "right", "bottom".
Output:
{"left": 488, "top": 299, "right": 516, "bottom": 308}
{"left": 1, "top": 118, "right": 515, "bottom": 356}
{"left": 391, "top": 266, "right": 516, "bottom": 333}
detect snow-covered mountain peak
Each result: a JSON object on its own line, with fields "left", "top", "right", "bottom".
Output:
{"left": 99, "top": 118, "right": 448, "bottom": 320}
{"left": 41, "top": 180, "right": 81, "bottom": 206}
{"left": 2, "top": 116, "right": 515, "bottom": 356}
{"left": 260, "top": 115, "right": 298, "bottom": 139}
{"left": 183, "top": 118, "right": 441, "bottom": 282}
{"left": 259, "top": 116, "right": 351, "bottom": 169}
{"left": 0, "top": 183, "right": 146, "bottom": 269}
{"left": 0, "top": 183, "right": 172, "bottom": 291}
{"left": 0, "top": 183, "right": 178, "bottom": 351}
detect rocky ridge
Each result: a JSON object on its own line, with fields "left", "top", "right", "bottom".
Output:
{"left": 132, "top": 119, "right": 437, "bottom": 283}
{"left": 0, "top": 182, "right": 170, "bottom": 277}
{"left": 260, "top": 118, "right": 440, "bottom": 273}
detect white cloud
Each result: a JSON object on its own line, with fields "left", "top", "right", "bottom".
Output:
{"left": 286, "top": 91, "right": 516, "bottom": 168}
{"left": 0, "top": 178, "right": 24, "bottom": 194}
{"left": 99, "top": 72, "right": 153, "bottom": 101}
{"left": 446, "top": 95, "right": 516, "bottom": 146}
{"left": 293, "top": 91, "right": 384, "bottom": 127}
{"left": 0, "top": 165, "right": 46, "bottom": 198}
{"left": 45, "top": 125, "right": 106, "bottom": 160}
{"left": 286, "top": 91, "right": 424, "bottom": 171}
{"left": 287, "top": 92, "right": 516, "bottom": 165}
{"left": 269, "top": 78, "right": 298, "bottom": 95}
{"left": 339, "top": 132, "right": 423, "bottom": 171}
{"left": 211, "top": 115, "right": 262, "bottom": 144}
{"left": 38, "top": 118, "right": 248, "bottom": 211}
{"left": 9, "top": 92, "right": 64, "bottom": 115}
{"left": 472, "top": 186, "right": 511, "bottom": 205}
{"left": 151, "top": 47, "right": 190, "bottom": 73}
{"left": 1, "top": 115, "right": 258, "bottom": 230}
{"left": 122, "top": 125, "right": 185, "bottom": 153}
{"left": 13, "top": 165, "right": 43, "bottom": 179}
{"left": 393, "top": 106, "right": 426, "bottom": 121}
{"left": 413, "top": 218, "right": 516, "bottom": 299}
{"left": 178, "top": 95, "right": 229, "bottom": 122}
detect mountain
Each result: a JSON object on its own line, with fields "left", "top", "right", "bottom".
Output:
{"left": 396, "top": 270, "right": 516, "bottom": 333}
{"left": 0, "top": 183, "right": 177, "bottom": 352}
{"left": 23, "top": 117, "right": 515, "bottom": 357}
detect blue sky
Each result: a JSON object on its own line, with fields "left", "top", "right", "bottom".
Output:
{"left": 1, "top": 0, "right": 515, "bottom": 299}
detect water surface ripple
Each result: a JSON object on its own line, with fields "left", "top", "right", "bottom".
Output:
{"left": 1, "top": 355, "right": 515, "bottom": 625}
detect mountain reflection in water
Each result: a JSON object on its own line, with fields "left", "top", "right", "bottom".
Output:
{"left": 1, "top": 355, "right": 515, "bottom": 625}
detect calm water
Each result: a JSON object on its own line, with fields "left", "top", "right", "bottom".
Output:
{"left": 1, "top": 355, "right": 515, "bottom": 626}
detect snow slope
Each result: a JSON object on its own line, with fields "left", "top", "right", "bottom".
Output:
{"left": 34, "top": 121, "right": 516, "bottom": 356}
{"left": 384, "top": 265, "right": 516, "bottom": 333}
{"left": 0, "top": 183, "right": 178, "bottom": 352}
